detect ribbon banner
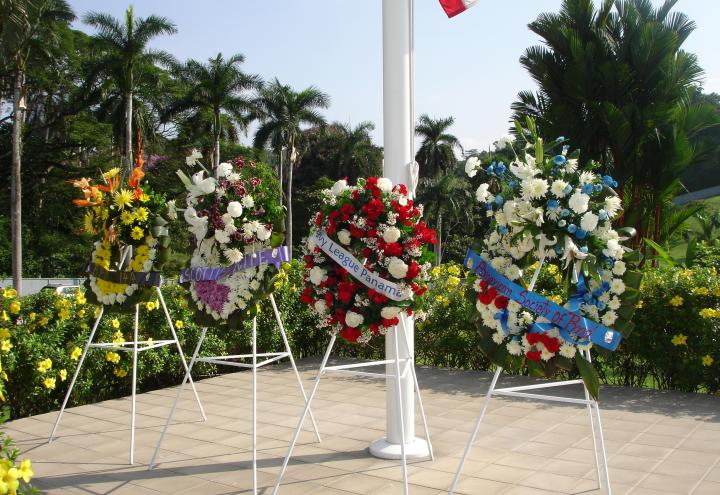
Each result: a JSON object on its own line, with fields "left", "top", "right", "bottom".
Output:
{"left": 464, "top": 248, "right": 621, "bottom": 351}
{"left": 314, "top": 230, "right": 409, "bottom": 302}
{"left": 86, "top": 264, "right": 162, "bottom": 287}
{"left": 180, "top": 246, "right": 290, "bottom": 283}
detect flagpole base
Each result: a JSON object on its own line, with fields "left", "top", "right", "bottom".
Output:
{"left": 369, "top": 436, "right": 430, "bottom": 460}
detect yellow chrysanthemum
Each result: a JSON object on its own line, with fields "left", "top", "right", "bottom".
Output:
{"left": 134, "top": 207, "right": 149, "bottom": 222}
{"left": 70, "top": 346, "right": 82, "bottom": 361}
{"left": 120, "top": 210, "right": 135, "bottom": 225}
{"left": 84, "top": 212, "right": 96, "bottom": 234}
{"left": 105, "top": 351, "right": 120, "bottom": 364}
{"left": 43, "top": 377, "right": 56, "bottom": 390}
{"left": 702, "top": 355, "right": 714, "bottom": 367}
{"left": 131, "top": 226, "right": 144, "bottom": 240}
{"left": 671, "top": 334, "right": 688, "bottom": 346}
{"left": 111, "top": 318, "right": 120, "bottom": 329}
{"left": 113, "top": 188, "right": 134, "bottom": 210}
{"left": 139, "top": 193, "right": 150, "bottom": 203}
{"left": 447, "top": 276, "right": 460, "bottom": 289}
{"left": 175, "top": 320, "right": 184, "bottom": 329}
{"left": 447, "top": 265, "right": 461, "bottom": 276}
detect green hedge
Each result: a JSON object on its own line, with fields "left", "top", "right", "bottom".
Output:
{"left": 1, "top": 258, "right": 718, "bottom": 420}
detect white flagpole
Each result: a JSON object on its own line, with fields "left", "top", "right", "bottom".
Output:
{"left": 370, "top": 0, "right": 430, "bottom": 460}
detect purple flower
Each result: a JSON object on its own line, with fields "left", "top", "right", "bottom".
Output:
{"left": 194, "top": 281, "right": 230, "bottom": 314}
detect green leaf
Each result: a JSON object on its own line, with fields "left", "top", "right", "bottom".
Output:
{"left": 575, "top": 353, "right": 600, "bottom": 400}
{"left": 644, "top": 238, "right": 676, "bottom": 267}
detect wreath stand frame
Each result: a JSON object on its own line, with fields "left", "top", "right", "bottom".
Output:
{"left": 148, "top": 293, "right": 321, "bottom": 495}
{"left": 272, "top": 314, "right": 434, "bottom": 495}
{"left": 47, "top": 283, "right": 206, "bottom": 466}
{"left": 449, "top": 259, "right": 612, "bottom": 495}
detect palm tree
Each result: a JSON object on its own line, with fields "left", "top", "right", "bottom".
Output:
{"left": 511, "top": 0, "right": 720, "bottom": 249}
{"left": 0, "top": 0, "right": 75, "bottom": 293}
{"left": 415, "top": 173, "right": 475, "bottom": 265}
{"left": 253, "top": 79, "right": 330, "bottom": 256}
{"left": 166, "top": 53, "right": 260, "bottom": 168}
{"left": 415, "top": 114, "right": 462, "bottom": 178}
{"left": 329, "top": 121, "right": 380, "bottom": 181}
{"left": 83, "top": 6, "right": 176, "bottom": 171}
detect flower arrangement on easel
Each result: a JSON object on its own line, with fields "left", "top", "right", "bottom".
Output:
{"left": 463, "top": 118, "right": 643, "bottom": 399}
{"left": 70, "top": 134, "right": 171, "bottom": 309}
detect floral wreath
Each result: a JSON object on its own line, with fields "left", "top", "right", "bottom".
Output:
{"left": 301, "top": 177, "right": 436, "bottom": 343}
{"left": 464, "top": 120, "right": 641, "bottom": 396}
{"left": 178, "top": 151, "right": 285, "bottom": 324}
{"left": 72, "top": 139, "right": 170, "bottom": 309}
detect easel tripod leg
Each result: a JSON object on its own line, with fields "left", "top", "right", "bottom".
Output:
{"left": 392, "top": 327, "right": 409, "bottom": 495}
{"left": 130, "top": 303, "right": 139, "bottom": 465}
{"left": 448, "top": 366, "right": 503, "bottom": 495}
{"left": 272, "top": 334, "right": 336, "bottom": 495}
{"left": 49, "top": 306, "right": 104, "bottom": 442}
{"left": 149, "top": 326, "right": 208, "bottom": 469}
{"left": 252, "top": 317, "right": 258, "bottom": 495}
{"left": 156, "top": 288, "right": 206, "bottom": 421}
{"left": 399, "top": 316, "right": 434, "bottom": 460}
{"left": 269, "top": 294, "right": 321, "bottom": 442}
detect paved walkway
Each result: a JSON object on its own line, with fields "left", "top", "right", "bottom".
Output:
{"left": 6, "top": 359, "right": 720, "bottom": 494}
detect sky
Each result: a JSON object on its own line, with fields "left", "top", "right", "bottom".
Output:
{"left": 67, "top": 0, "right": 720, "bottom": 152}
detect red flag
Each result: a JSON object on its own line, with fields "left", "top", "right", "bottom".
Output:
{"left": 439, "top": 0, "right": 478, "bottom": 18}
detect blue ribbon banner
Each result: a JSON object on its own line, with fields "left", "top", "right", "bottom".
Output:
{"left": 464, "top": 248, "right": 621, "bottom": 351}
{"left": 180, "top": 246, "right": 290, "bottom": 283}
{"left": 314, "top": 230, "right": 408, "bottom": 302}
{"left": 86, "top": 264, "right": 162, "bottom": 287}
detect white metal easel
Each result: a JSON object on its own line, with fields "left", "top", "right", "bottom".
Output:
{"left": 148, "top": 293, "right": 320, "bottom": 495}
{"left": 273, "top": 314, "right": 434, "bottom": 495}
{"left": 449, "top": 260, "right": 612, "bottom": 495}
{"left": 48, "top": 283, "right": 206, "bottom": 465}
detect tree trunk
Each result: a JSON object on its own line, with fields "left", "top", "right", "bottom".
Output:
{"left": 286, "top": 140, "right": 294, "bottom": 259}
{"left": 435, "top": 212, "right": 442, "bottom": 266}
{"left": 125, "top": 90, "right": 133, "bottom": 173}
{"left": 11, "top": 70, "right": 25, "bottom": 293}
{"left": 213, "top": 108, "right": 221, "bottom": 168}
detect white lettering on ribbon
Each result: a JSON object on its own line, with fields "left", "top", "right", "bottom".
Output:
{"left": 314, "top": 230, "right": 408, "bottom": 302}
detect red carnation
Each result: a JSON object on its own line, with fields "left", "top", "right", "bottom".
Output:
{"left": 406, "top": 260, "right": 420, "bottom": 280}
{"left": 365, "top": 199, "right": 384, "bottom": 220}
{"left": 384, "top": 242, "right": 403, "bottom": 256}
{"left": 341, "top": 203, "right": 355, "bottom": 220}
{"left": 341, "top": 327, "right": 362, "bottom": 343}
{"left": 382, "top": 317, "right": 399, "bottom": 328}
{"left": 526, "top": 333, "right": 542, "bottom": 346}
{"left": 526, "top": 350, "right": 542, "bottom": 361}
{"left": 338, "top": 280, "right": 356, "bottom": 303}
{"left": 324, "top": 292, "right": 334, "bottom": 307}
{"left": 350, "top": 225, "right": 364, "bottom": 238}
{"left": 300, "top": 287, "right": 313, "bottom": 305}
{"left": 541, "top": 335, "right": 561, "bottom": 354}
{"left": 478, "top": 287, "right": 498, "bottom": 305}
{"left": 410, "top": 282, "right": 428, "bottom": 296}
{"left": 494, "top": 296, "right": 509, "bottom": 309}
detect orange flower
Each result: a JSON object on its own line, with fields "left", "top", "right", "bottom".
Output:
{"left": 70, "top": 178, "right": 91, "bottom": 189}
{"left": 128, "top": 165, "right": 145, "bottom": 189}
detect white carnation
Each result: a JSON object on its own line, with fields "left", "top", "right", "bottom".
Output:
{"left": 345, "top": 311, "right": 364, "bottom": 328}
{"left": 331, "top": 179, "right": 348, "bottom": 196}
{"left": 465, "top": 157, "right": 480, "bottom": 178}
{"left": 476, "top": 183, "right": 490, "bottom": 202}
{"left": 337, "top": 229, "right": 352, "bottom": 245}
{"left": 383, "top": 227, "right": 401, "bottom": 243}
{"left": 216, "top": 162, "right": 233, "bottom": 178}
{"left": 580, "top": 212, "right": 599, "bottom": 232}
{"left": 568, "top": 190, "right": 590, "bottom": 214}
{"left": 612, "top": 260, "right": 626, "bottom": 276}
{"left": 227, "top": 201, "right": 244, "bottom": 218}
{"left": 256, "top": 224, "right": 272, "bottom": 241}
{"left": 381, "top": 306, "right": 402, "bottom": 319}
{"left": 215, "top": 229, "right": 231, "bottom": 244}
{"left": 377, "top": 177, "right": 393, "bottom": 193}
{"left": 388, "top": 257, "right": 408, "bottom": 279}
{"left": 314, "top": 300, "right": 328, "bottom": 314}
{"left": 309, "top": 266, "right": 327, "bottom": 285}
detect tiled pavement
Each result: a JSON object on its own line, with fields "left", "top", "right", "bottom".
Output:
{"left": 6, "top": 359, "right": 720, "bottom": 494}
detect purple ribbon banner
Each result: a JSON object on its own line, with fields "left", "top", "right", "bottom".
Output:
{"left": 85, "top": 264, "right": 162, "bottom": 287}
{"left": 180, "top": 246, "right": 289, "bottom": 283}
